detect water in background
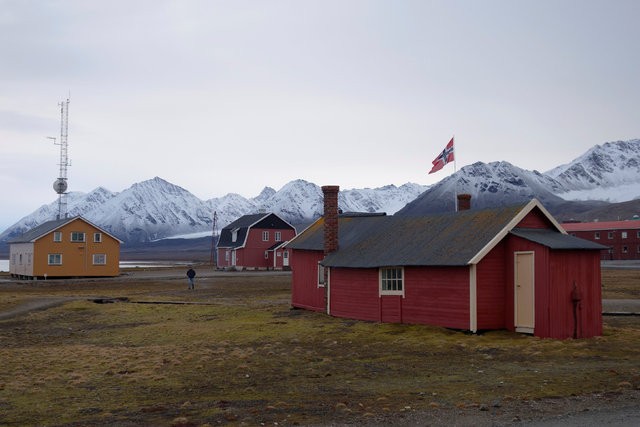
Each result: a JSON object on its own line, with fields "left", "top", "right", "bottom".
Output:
{"left": 0, "top": 260, "right": 189, "bottom": 272}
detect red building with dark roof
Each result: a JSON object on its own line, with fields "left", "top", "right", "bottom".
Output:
{"left": 287, "top": 188, "right": 606, "bottom": 339}
{"left": 562, "top": 220, "right": 640, "bottom": 260}
{"left": 216, "top": 213, "right": 296, "bottom": 270}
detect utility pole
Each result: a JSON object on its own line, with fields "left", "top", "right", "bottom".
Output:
{"left": 210, "top": 211, "right": 218, "bottom": 268}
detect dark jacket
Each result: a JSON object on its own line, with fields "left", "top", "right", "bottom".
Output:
{"left": 187, "top": 268, "right": 196, "bottom": 278}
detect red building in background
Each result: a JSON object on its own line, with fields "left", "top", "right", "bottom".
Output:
{"left": 216, "top": 213, "right": 296, "bottom": 270}
{"left": 562, "top": 220, "right": 640, "bottom": 261}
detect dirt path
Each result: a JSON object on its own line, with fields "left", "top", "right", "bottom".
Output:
{"left": 0, "top": 297, "right": 78, "bottom": 320}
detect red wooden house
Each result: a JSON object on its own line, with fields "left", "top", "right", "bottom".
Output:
{"left": 287, "top": 186, "right": 606, "bottom": 339}
{"left": 216, "top": 213, "right": 296, "bottom": 270}
{"left": 562, "top": 220, "right": 640, "bottom": 261}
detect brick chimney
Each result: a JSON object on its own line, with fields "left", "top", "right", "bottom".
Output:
{"left": 322, "top": 185, "right": 340, "bottom": 255}
{"left": 457, "top": 193, "right": 471, "bottom": 211}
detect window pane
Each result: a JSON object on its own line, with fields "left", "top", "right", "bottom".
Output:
{"left": 381, "top": 267, "right": 403, "bottom": 293}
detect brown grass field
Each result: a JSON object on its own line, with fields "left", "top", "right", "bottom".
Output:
{"left": 0, "top": 268, "right": 638, "bottom": 426}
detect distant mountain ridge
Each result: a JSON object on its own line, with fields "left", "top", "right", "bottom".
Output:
{"left": 0, "top": 178, "right": 428, "bottom": 244}
{"left": 398, "top": 139, "right": 640, "bottom": 217}
{"left": 546, "top": 139, "right": 640, "bottom": 201}
{"left": 1, "top": 139, "right": 639, "bottom": 247}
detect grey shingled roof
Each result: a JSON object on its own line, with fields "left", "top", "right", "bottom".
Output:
{"left": 217, "top": 213, "right": 295, "bottom": 249}
{"left": 510, "top": 228, "right": 608, "bottom": 250}
{"left": 289, "top": 204, "right": 527, "bottom": 267}
{"left": 217, "top": 213, "right": 267, "bottom": 248}
{"left": 288, "top": 201, "right": 604, "bottom": 268}
{"left": 8, "top": 217, "right": 77, "bottom": 243}
{"left": 8, "top": 216, "right": 123, "bottom": 244}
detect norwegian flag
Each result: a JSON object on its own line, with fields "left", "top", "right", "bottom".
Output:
{"left": 428, "top": 137, "right": 455, "bottom": 174}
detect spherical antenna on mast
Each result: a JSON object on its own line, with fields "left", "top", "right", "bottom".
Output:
{"left": 53, "top": 178, "right": 68, "bottom": 194}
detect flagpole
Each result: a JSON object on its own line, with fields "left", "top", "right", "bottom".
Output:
{"left": 453, "top": 135, "right": 457, "bottom": 212}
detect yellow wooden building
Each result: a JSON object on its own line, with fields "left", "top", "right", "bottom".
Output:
{"left": 9, "top": 216, "right": 122, "bottom": 279}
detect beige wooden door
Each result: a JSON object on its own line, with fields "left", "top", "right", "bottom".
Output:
{"left": 514, "top": 252, "right": 535, "bottom": 333}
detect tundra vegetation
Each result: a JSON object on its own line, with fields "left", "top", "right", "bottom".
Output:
{"left": 0, "top": 268, "right": 638, "bottom": 426}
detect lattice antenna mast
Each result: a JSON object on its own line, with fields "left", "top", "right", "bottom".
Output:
{"left": 52, "top": 97, "right": 70, "bottom": 220}
{"left": 210, "top": 211, "right": 218, "bottom": 268}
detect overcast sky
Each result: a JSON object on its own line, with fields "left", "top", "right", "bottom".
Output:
{"left": 1, "top": 0, "right": 639, "bottom": 231}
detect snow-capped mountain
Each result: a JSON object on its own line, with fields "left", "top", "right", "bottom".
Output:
{"left": 2, "top": 139, "right": 639, "bottom": 247}
{"left": 0, "top": 178, "right": 428, "bottom": 244}
{"left": 398, "top": 139, "right": 640, "bottom": 216}
{"left": 397, "top": 161, "right": 568, "bottom": 216}
{"left": 546, "top": 139, "right": 640, "bottom": 202}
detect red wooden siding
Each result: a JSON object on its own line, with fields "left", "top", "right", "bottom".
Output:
{"left": 329, "top": 268, "right": 381, "bottom": 322}
{"left": 403, "top": 266, "right": 470, "bottom": 329}
{"left": 380, "top": 296, "right": 402, "bottom": 323}
{"left": 290, "top": 249, "right": 326, "bottom": 312}
{"left": 476, "top": 240, "right": 507, "bottom": 330}
{"left": 327, "top": 266, "right": 471, "bottom": 328}
{"left": 516, "top": 208, "right": 555, "bottom": 229}
{"left": 547, "top": 251, "right": 602, "bottom": 339}
{"left": 220, "top": 227, "right": 296, "bottom": 269}
{"left": 504, "top": 234, "right": 601, "bottom": 339}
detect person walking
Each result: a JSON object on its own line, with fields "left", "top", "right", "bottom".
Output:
{"left": 186, "top": 266, "right": 196, "bottom": 290}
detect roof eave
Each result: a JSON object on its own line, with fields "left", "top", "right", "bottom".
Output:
{"left": 467, "top": 199, "right": 560, "bottom": 265}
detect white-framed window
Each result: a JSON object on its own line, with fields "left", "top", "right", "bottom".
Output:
{"left": 48, "top": 254, "right": 62, "bottom": 265}
{"left": 317, "top": 262, "right": 326, "bottom": 287}
{"left": 93, "top": 254, "right": 107, "bottom": 265}
{"left": 637, "top": 245, "right": 640, "bottom": 254}
{"left": 225, "top": 250, "right": 230, "bottom": 261}
{"left": 380, "top": 267, "right": 404, "bottom": 296}
{"left": 53, "top": 231, "right": 62, "bottom": 242}
{"left": 622, "top": 246, "right": 628, "bottom": 254}
{"left": 637, "top": 231, "right": 640, "bottom": 239}
{"left": 94, "top": 232, "right": 102, "bottom": 243}
{"left": 608, "top": 232, "right": 614, "bottom": 239}
{"left": 262, "top": 230, "right": 269, "bottom": 241}
{"left": 70, "top": 232, "right": 85, "bottom": 242}
{"left": 231, "top": 228, "right": 239, "bottom": 243}
{"left": 621, "top": 231, "right": 628, "bottom": 239}
{"left": 275, "top": 231, "right": 282, "bottom": 242}
{"left": 594, "top": 232, "right": 600, "bottom": 240}
{"left": 264, "top": 251, "right": 269, "bottom": 259}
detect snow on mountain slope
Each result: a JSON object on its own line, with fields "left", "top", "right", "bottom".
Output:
{"left": 0, "top": 187, "right": 118, "bottom": 242}
{"left": 0, "top": 178, "right": 427, "bottom": 243}
{"left": 90, "top": 177, "right": 213, "bottom": 242}
{"left": 340, "top": 183, "right": 428, "bottom": 214}
{"left": 547, "top": 139, "right": 640, "bottom": 201}
{"left": 3, "top": 139, "right": 638, "bottom": 244}
{"left": 258, "top": 180, "right": 325, "bottom": 224}
{"left": 398, "top": 161, "right": 566, "bottom": 216}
